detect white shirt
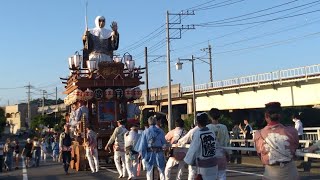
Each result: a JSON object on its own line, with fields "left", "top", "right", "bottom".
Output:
{"left": 294, "top": 119, "right": 303, "bottom": 136}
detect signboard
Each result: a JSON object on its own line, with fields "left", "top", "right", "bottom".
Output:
{"left": 98, "top": 101, "right": 116, "bottom": 122}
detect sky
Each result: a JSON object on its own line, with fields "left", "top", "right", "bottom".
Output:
{"left": 0, "top": 0, "right": 320, "bottom": 106}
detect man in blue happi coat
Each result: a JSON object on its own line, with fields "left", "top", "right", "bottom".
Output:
{"left": 137, "top": 116, "right": 166, "bottom": 180}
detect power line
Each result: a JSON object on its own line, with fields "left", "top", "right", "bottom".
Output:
{"left": 215, "top": 16, "right": 320, "bottom": 48}
{"left": 197, "top": 9, "right": 320, "bottom": 27}
{"left": 214, "top": 31, "right": 320, "bottom": 55}
{"left": 0, "top": 86, "right": 25, "bottom": 90}
{"left": 198, "top": 0, "right": 320, "bottom": 26}
{"left": 191, "top": 0, "right": 246, "bottom": 11}
{"left": 199, "top": 0, "right": 300, "bottom": 24}
{"left": 172, "top": 0, "right": 319, "bottom": 52}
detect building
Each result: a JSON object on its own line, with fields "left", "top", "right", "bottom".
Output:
{"left": 5, "top": 103, "right": 37, "bottom": 134}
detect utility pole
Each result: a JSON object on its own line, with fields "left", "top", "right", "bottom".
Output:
{"left": 166, "top": 10, "right": 195, "bottom": 131}
{"left": 144, "top": 47, "right": 149, "bottom": 105}
{"left": 55, "top": 87, "right": 58, "bottom": 119}
{"left": 25, "top": 83, "right": 32, "bottom": 128}
{"left": 201, "top": 44, "right": 213, "bottom": 83}
{"left": 42, "top": 90, "right": 47, "bottom": 115}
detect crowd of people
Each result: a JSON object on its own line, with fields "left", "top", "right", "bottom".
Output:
{"left": 0, "top": 132, "right": 58, "bottom": 173}
{"left": 0, "top": 101, "right": 317, "bottom": 180}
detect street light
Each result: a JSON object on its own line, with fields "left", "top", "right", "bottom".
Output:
{"left": 176, "top": 55, "right": 197, "bottom": 125}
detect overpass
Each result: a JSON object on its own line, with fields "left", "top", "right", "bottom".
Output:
{"left": 136, "top": 64, "right": 320, "bottom": 116}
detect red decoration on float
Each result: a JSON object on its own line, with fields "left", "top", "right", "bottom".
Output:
{"left": 75, "top": 89, "right": 83, "bottom": 100}
{"left": 105, "top": 89, "right": 114, "bottom": 99}
{"left": 124, "top": 88, "right": 133, "bottom": 99}
{"left": 133, "top": 88, "right": 142, "bottom": 99}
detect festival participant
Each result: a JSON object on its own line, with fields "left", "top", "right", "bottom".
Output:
{"left": 239, "top": 119, "right": 253, "bottom": 155}
{"left": 207, "top": 108, "right": 230, "bottom": 180}
{"left": 51, "top": 138, "right": 59, "bottom": 162}
{"left": 40, "top": 138, "right": 48, "bottom": 162}
{"left": 4, "top": 138, "right": 13, "bottom": 171}
{"left": 136, "top": 116, "right": 166, "bottom": 180}
{"left": 13, "top": 139, "right": 20, "bottom": 169}
{"left": 292, "top": 112, "right": 303, "bottom": 140}
{"left": 164, "top": 118, "right": 187, "bottom": 180}
{"left": 32, "top": 137, "right": 41, "bottom": 167}
{"left": 82, "top": 16, "right": 119, "bottom": 64}
{"left": 105, "top": 119, "right": 128, "bottom": 178}
{"left": 177, "top": 123, "right": 199, "bottom": 180}
{"left": 124, "top": 124, "right": 140, "bottom": 180}
{"left": 0, "top": 141, "right": 4, "bottom": 172}
{"left": 75, "top": 101, "right": 89, "bottom": 124}
{"left": 69, "top": 103, "right": 78, "bottom": 137}
{"left": 59, "top": 124, "right": 73, "bottom": 175}
{"left": 254, "top": 102, "right": 299, "bottom": 180}
{"left": 85, "top": 126, "right": 99, "bottom": 173}
{"left": 184, "top": 113, "right": 218, "bottom": 180}
{"left": 22, "top": 138, "right": 33, "bottom": 168}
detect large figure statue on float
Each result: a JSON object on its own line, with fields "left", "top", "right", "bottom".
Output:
{"left": 82, "top": 16, "right": 119, "bottom": 67}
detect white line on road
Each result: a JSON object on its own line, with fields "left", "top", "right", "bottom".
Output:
{"left": 227, "top": 169, "right": 263, "bottom": 177}
{"left": 21, "top": 157, "right": 28, "bottom": 180}
{"left": 104, "top": 168, "right": 118, "bottom": 174}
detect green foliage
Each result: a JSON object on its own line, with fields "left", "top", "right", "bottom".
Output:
{"left": 183, "top": 114, "right": 195, "bottom": 131}
{"left": 219, "top": 114, "right": 233, "bottom": 130}
{"left": 0, "top": 108, "right": 6, "bottom": 133}
{"left": 30, "top": 98, "right": 64, "bottom": 106}
{"left": 30, "top": 114, "right": 63, "bottom": 131}
{"left": 182, "top": 113, "right": 234, "bottom": 131}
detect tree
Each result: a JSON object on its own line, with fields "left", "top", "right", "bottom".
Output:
{"left": 0, "top": 108, "right": 6, "bottom": 133}
{"left": 30, "top": 115, "right": 62, "bottom": 131}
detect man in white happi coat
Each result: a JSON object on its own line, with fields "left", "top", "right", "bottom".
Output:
{"left": 165, "top": 118, "right": 187, "bottom": 180}
{"left": 177, "top": 124, "right": 199, "bottom": 180}
{"left": 85, "top": 126, "right": 99, "bottom": 173}
{"left": 105, "top": 119, "right": 128, "bottom": 178}
{"left": 207, "top": 108, "right": 230, "bottom": 180}
{"left": 124, "top": 124, "right": 140, "bottom": 180}
{"left": 184, "top": 113, "right": 218, "bottom": 180}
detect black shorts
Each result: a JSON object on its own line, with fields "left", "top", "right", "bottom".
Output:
{"left": 26, "top": 151, "right": 32, "bottom": 158}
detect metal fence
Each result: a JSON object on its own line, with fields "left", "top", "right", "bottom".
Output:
{"left": 182, "top": 64, "right": 320, "bottom": 93}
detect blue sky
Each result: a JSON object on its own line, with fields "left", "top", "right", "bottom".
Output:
{"left": 0, "top": 0, "right": 320, "bottom": 105}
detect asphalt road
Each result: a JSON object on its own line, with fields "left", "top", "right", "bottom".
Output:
{"left": 1, "top": 158, "right": 319, "bottom": 180}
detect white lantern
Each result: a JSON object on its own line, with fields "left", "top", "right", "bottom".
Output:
{"left": 124, "top": 88, "right": 133, "bottom": 99}
{"left": 87, "top": 60, "right": 97, "bottom": 72}
{"left": 123, "top": 54, "right": 135, "bottom": 71}
{"left": 73, "top": 53, "right": 82, "bottom": 69}
{"left": 113, "top": 57, "right": 122, "bottom": 63}
{"left": 84, "top": 88, "right": 94, "bottom": 100}
{"left": 133, "top": 88, "right": 142, "bottom": 99}
{"left": 126, "top": 60, "right": 135, "bottom": 71}
{"left": 105, "top": 89, "right": 114, "bottom": 99}
{"left": 68, "top": 56, "right": 74, "bottom": 69}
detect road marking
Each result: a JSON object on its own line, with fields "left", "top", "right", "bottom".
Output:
{"left": 21, "top": 157, "right": 28, "bottom": 180}
{"left": 104, "top": 168, "right": 118, "bottom": 174}
{"left": 227, "top": 169, "right": 263, "bottom": 177}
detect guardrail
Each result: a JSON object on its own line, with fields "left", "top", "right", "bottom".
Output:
{"left": 230, "top": 127, "right": 320, "bottom": 141}
{"left": 182, "top": 64, "right": 320, "bottom": 93}
{"left": 175, "top": 139, "right": 319, "bottom": 160}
